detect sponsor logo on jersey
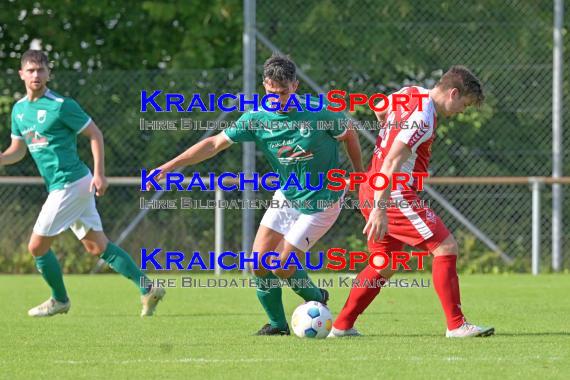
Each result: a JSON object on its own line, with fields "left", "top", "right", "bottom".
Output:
{"left": 277, "top": 145, "right": 314, "bottom": 165}
{"left": 24, "top": 130, "right": 49, "bottom": 151}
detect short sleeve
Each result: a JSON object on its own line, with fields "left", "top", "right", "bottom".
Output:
{"left": 325, "top": 109, "right": 347, "bottom": 140}
{"left": 10, "top": 108, "right": 23, "bottom": 140}
{"left": 223, "top": 111, "right": 255, "bottom": 144}
{"left": 60, "top": 98, "right": 91, "bottom": 133}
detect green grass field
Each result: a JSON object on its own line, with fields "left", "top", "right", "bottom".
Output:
{"left": 1, "top": 273, "right": 568, "bottom": 379}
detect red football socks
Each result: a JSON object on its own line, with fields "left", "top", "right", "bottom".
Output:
{"left": 432, "top": 255, "right": 465, "bottom": 330}
{"left": 334, "top": 265, "right": 385, "bottom": 330}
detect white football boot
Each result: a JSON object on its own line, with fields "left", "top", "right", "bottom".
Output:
{"left": 446, "top": 322, "right": 495, "bottom": 338}
{"left": 28, "top": 298, "right": 71, "bottom": 317}
{"left": 327, "top": 326, "right": 363, "bottom": 338}
{"left": 140, "top": 287, "right": 166, "bottom": 317}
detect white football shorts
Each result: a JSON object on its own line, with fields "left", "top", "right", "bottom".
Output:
{"left": 33, "top": 173, "right": 103, "bottom": 240}
{"left": 260, "top": 190, "right": 343, "bottom": 251}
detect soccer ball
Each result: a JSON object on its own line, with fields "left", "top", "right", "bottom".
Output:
{"left": 291, "top": 301, "right": 333, "bottom": 339}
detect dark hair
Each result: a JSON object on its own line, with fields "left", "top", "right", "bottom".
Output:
{"left": 21, "top": 49, "right": 49, "bottom": 68}
{"left": 437, "top": 65, "right": 484, "bottom": 106}
{"left": 263, "top": 53, "right": 297, "bottom": 85}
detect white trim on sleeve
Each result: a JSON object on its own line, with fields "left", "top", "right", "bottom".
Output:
{"left": 221, "top": 130, "right": 235, "bottom": 144}
{"left": 76, "top": 118, "right": 92, "bottom": 134}
{"left": 333, "top": 129, "right": 348, "bottom": 140}
{"left": 11, "top": 134, "right": 24, "bottom": 140}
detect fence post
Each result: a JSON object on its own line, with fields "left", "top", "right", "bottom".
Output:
{"left": 242, "top": 0, "right": 256, "bottom": 275}
{"left": 530, "top": 178, "right": 543, "bottom": 275}
{"left": 552, "top": 0, "right": 564, "bottom": 272}
{"left": 215, "top": 183, "right": 224, "bottom": 276}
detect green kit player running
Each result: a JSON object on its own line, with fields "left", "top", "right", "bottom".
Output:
{"left": 148, "top": 54, "right": 363, "bottom": 335}
{"left": 0, "top": 50, "right": 165, "bottom": 317}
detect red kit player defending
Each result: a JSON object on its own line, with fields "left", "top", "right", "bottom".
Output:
{"left": 329, "top": 66, "right": 495, "bottom": 338}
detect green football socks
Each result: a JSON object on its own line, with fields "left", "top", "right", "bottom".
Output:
{"left": 101, "top": 242, "right": 150, "bottom": 295}
{"left": 255, "top": 272, "right": 288, "bottom": 329}
{"left": 288, "top": 268, "right": 322, "bottom": 302}
{"left": 34, "top": 250, "right": 69, "bottom": 303}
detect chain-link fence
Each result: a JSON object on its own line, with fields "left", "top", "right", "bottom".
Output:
{"left": 0, "top": 0, "right": 568, "bottom": 272}
{"left": 254, "top": 0, "right": 569, "bottom": 270}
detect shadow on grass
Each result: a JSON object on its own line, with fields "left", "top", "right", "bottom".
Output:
{"left": 496, "top": 332, "right": 570, "bottom": 337}
{"left": 362, "top": 333, "right": 443, "bottom": 338}
{"left": 363, "top": 331, "right": 570, "bottom": 337}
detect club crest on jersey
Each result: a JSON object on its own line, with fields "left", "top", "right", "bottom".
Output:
{"left": 426, "top": 209, "right": 437, "bottom": 224}
{"left": 37, "top": 110, "right": 47, "bottom": 123}
{"left": 299, "top": 124, "right": 311, "bottom": 137}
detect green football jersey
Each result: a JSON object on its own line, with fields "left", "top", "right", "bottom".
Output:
{"left": 11, "top": 89, "right": 91, "bottom": 192}
{"left": 223, "top": 96, "right": 347, "bottom": 214}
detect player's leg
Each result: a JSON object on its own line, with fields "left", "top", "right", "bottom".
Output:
{"left": 272, "top": 240, "right": 327, "bottom": 304}
{"left": 68, "top": 173, "right": 164, "bottom": 316}
{"left": 378, "top": 202, "right": 488, "bottom": 336}
{"left": 272, "top": 201, "right": 343, "bottom": 304}
{"left": 418, "top": 231, "right": 494, "bottom": 337}
{"left": 250, "top": 225, "right": 289, "bottom": 335}
{"left": 330, "top": 235, "right": 403, "bottom": 337}
{"left": 27, "top": 233, "right": 72, "bottom": 316}
{"left": 27, "top": 187, "right": 74, "bottom": 317}
{"left": 80, "top": 230, "right": 149, "bottom": 294}
{"left": 418, "top": 233, "right": 463, "bottom": 330}
{"left": 79, "top": 229, "right": 165, "bottom": 316}
{"left": 252, "top": 190, "right": 308, "bottom": 335}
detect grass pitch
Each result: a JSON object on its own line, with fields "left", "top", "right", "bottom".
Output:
{"left": 0, "top": 273, "right": 568, "bottom": 379}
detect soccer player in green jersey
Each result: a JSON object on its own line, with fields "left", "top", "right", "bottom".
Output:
{"left": 0, "top": 50, "right": 165, "bottom": 317}
{"left": 149, "top": 54, "right": 363, "bottom": 335}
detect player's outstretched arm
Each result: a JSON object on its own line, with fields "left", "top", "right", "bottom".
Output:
{"left": 81, "top": 121, "right": 108, "bottom": 196}
{"left": 363, "top": 140, "right": 411, "bottom": 242}
{"left": 338, "top": 128, "right": 364, "bottom": 173}
{"left": 0, "top": 138, "right": 27, "bottom": 166}
{"left": 147, "top": 132, "right": 232, "bottom": 190}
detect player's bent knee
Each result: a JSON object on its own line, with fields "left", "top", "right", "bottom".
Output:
{"left": 27, "top": 242, "right": 38, "bottom": 256}
{"left": 28, "top": 239, "right": 51, "bottom": 257}
{"left": 272, "top": 268, "right": 285, "bottom": 278}
{"left": 371, "top": 254, "right": 388, "bottom": 269}
{"left": 433, "top": 234, "right": 459, "bottom": 256}
{"left": 249, "top": 259, "right": 258, "bottom": 273}
{"left": 28, "top": 242, "right": 47, "bottom": 257}
{"left": 272, "top": 267, "right": 294, "bottom": 279}
{"left": 251, "top": 266, "right": 268, "bottom": 277}
{"left": 83, "top": 241, "right": 106, "bottom": 256}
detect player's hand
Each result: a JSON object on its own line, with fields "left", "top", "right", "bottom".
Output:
{"left": 90, "top": 174, "right": 109, "bottom": 197}
{"left": 363, "top": 207, "right": 388, "bottom": 242}
{"left": 146, "top": 164, "right": 173, "bottom": 191}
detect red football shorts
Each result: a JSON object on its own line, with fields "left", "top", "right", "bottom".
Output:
{"left": 360, "top": 190, "right": 451, "bottom": 255}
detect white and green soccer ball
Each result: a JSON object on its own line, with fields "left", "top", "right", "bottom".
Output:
{"left": 291, "top": 301, "right": 333, "bottom": 339}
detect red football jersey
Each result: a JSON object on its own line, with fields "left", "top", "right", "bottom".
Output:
{"left": 361, "top": 86, "right": 437, "bottom": 201}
